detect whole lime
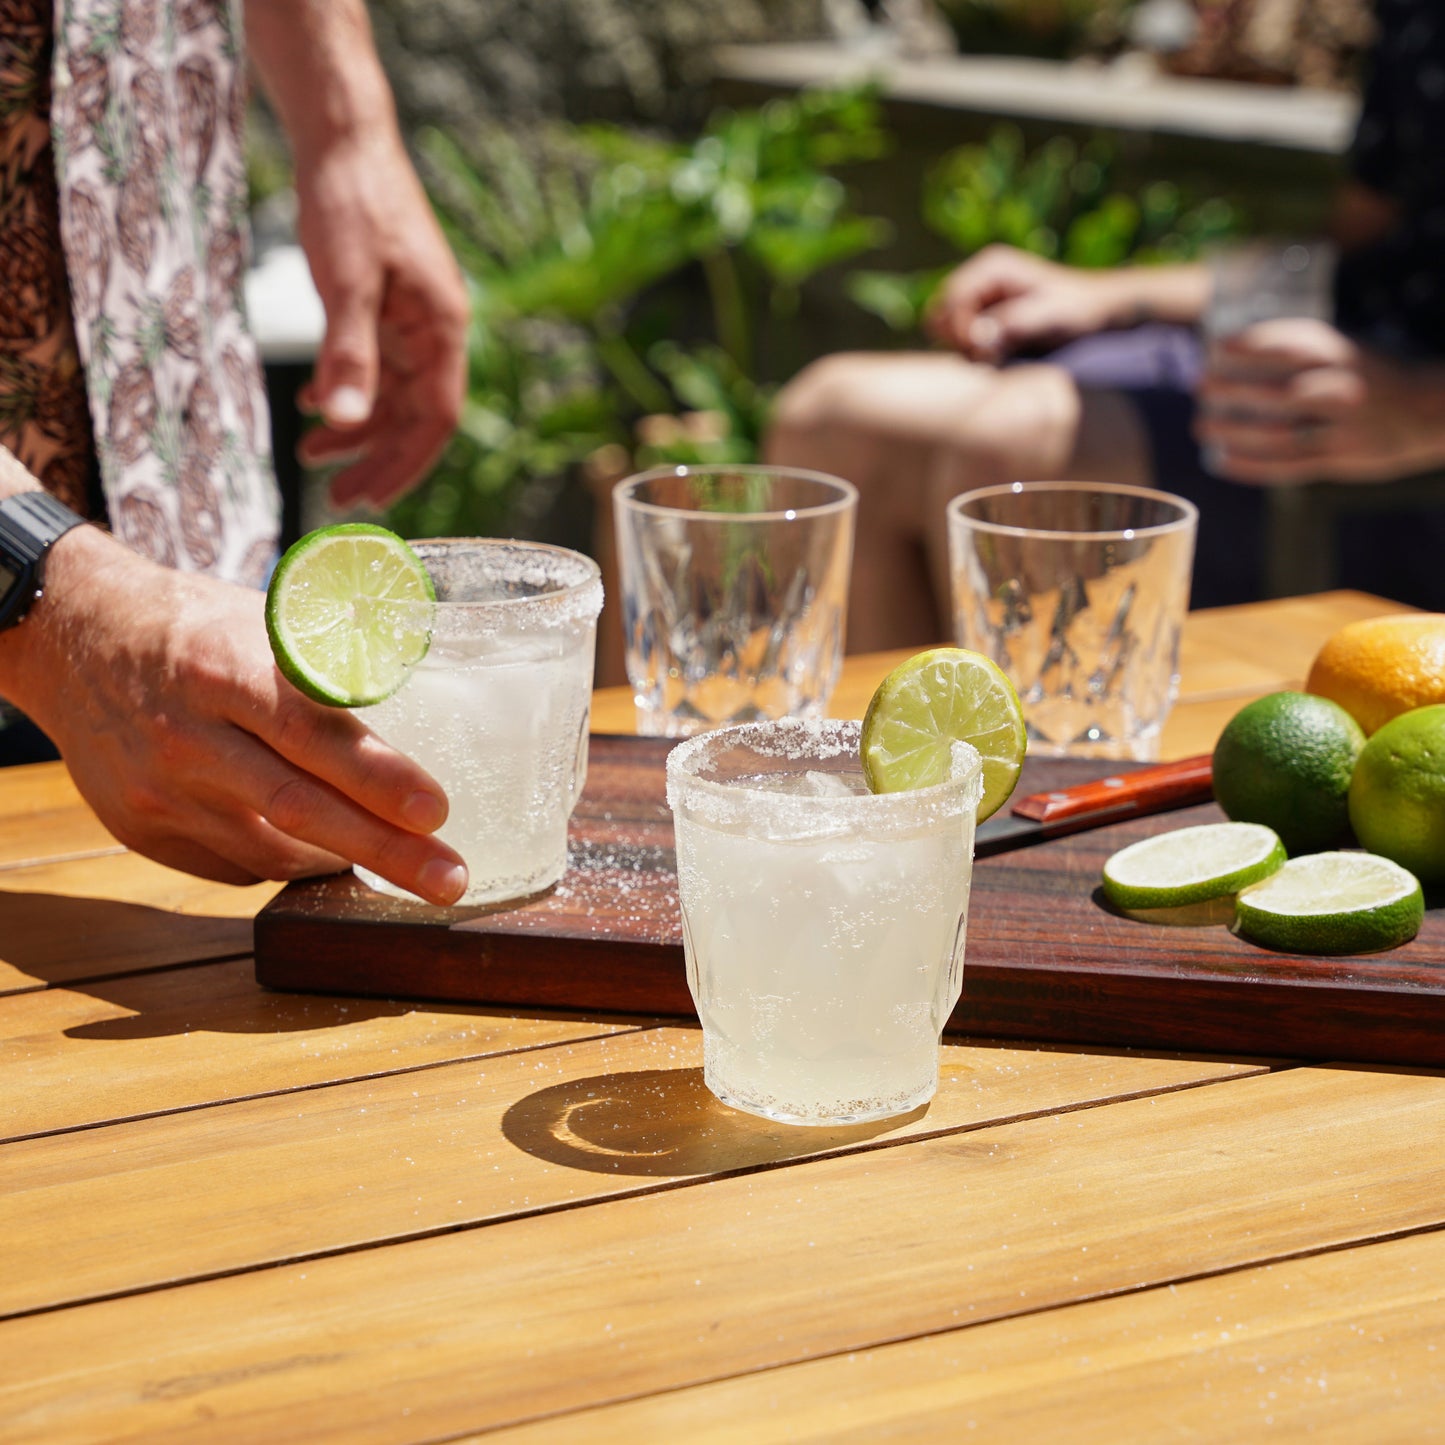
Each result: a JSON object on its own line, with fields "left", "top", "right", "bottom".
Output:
{"left": 1348, "top": 703, "right": 1445, "bottom": 885}
{"left": 1211, "top": 691, "right": 1366, "bottom": 856}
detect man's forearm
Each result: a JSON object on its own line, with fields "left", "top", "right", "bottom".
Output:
{"left": 245, "top": 0, "right": 401, "bottom": 164}
{"left": 0, "top": 448, "right": 120, "bottom": 717}
{"left": 1106, "top": 263, "right": 1212, "bottom": 329}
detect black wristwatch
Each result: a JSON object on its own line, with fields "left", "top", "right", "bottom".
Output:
{"left": 0, "top": 491, "right": 87, "bottom": 631}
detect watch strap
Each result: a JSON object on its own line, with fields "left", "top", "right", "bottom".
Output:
{"left": 0, "top": 490, "right": 87, "bottom": 630}
{"left": 0, "top": 491, "right": 85, "bottom": 565}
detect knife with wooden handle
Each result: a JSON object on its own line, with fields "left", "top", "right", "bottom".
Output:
{"left": 974, "top": 754, "right": 1215, "bottom": 856}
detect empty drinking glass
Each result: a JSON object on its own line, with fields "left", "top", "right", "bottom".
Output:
{"left": 613, "top": 465, "right": 857, "bottom": 737}
{"left": 947, "top": 482, "right": 1197, "bottom": 760}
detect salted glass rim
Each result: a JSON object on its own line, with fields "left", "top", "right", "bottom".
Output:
{"left": 666, "top": 718, "right": 983, "bottom": 834}
{"left": 945, "top": 481, "right": 1198, "bottom": 542}
{"left": 398, "top": 537, "right": 603, "bottom": 628}
{"left": 614, "top": 464, "right": 859, "bottom": 523}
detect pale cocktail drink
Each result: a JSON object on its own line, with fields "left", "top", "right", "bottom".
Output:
{"left": 667, "top": 719, "right": 981, "bottom": 1125}
{"left": 355, "top": 540, "right": 602, "bottom": 906}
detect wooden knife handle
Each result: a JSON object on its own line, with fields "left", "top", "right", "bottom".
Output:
{"left": 1011, "top": 754, "right": 1215, "bottom": 824}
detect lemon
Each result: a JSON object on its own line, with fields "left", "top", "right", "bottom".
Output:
{"left": 1101, "top": 822, "right": 1286, "bottom": 912}
{"left": 1234, "top": 851, "right": 1424, "bottom": 955}
{"left": 1347, "top": 703, "right": 1445, "bottom": 885}
{"left": 1306, "top": 613, "right": 1445, "bottom": 735}
{"left": 859, "top": 647, "right": 1026, "bottom": 821}
{"left": 265, "top": 524, "right": 435, "bottom": 707}
{"left": 1210, "top": 691, "right": 1364, "bottom": 855}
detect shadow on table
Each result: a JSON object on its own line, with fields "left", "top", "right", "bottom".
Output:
{"left": 502, "top": 1066, "right": 926, "bottom": 1177}
{"left": 1, "top": 890, "right": 419, "bottom": 1036}
{"left": 0, "top": 889, "right": 253, "bottom": 980}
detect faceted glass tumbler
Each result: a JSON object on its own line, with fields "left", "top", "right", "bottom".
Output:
{"left": 613, "top": 465, "right": 857, "bottom": 737}
{"left": 947, "top": 482, "right": 1198, "bottom": 761}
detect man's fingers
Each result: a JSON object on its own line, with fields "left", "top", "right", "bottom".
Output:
{"left": 1195, "top": 406, "right": 1341, "bottom": 485}
{"left": 300, "top": 345, "right": 460, "bottom": 506}
{"left": 1196, "top": 412, "right": 1334, "bottom": 459}
{"left": 132, "top": 799, "right": 465, "bottom": 905}
{"left": 296, "top": 410, "right": 390, "bottom": 468}
{"left": 1199, "top": 364, "right": 1361, "bottom": 416}
{"left": 1196, "top": 379, "right": 1299, "bottom": 420}
{"left": 103, "top": 792, "right": 353, "bottom": 888}
{"left": 981, "top": 296, "right": 1071, "bottom": 358}
{"left": 1220, "top": 317, "right": 1357, "bottom": 368}
{"left": 1288, "top": 367, "right": 1367, "bottom": 410}
{"left": 313, "top": 269, "right": 384, "bottom": 432}
{"left": 1204, "top": 450, "right": 1325, "bottom": 485}
{"left": 327, "top": 426, "right": 450, "bottom": 511}
{"left": 205, "top": 742, "right": 466, "bottom": 904}
{"left": 126, "top": 676, "right": 466, "bottom": 903}
{"left": 927, "top": 259, "right": 1029, "bottom": 353}
{"left": 253, "top": 771, "right": 466, "bottom": 904}
{"left": 252, "top": 688, "right": 451, "bottom": 836}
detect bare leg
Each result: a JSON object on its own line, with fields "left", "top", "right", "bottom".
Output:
{"left": 765, "top": 351, "right": 1152, "bottom": 653}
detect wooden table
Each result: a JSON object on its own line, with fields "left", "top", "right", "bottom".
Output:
{"left": 4, "top": 590, "right": 1442, "bottom": 1442}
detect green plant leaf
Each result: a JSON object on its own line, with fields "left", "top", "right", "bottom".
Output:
{"left": 844, "top": 268, "right": 948, "bottom": 332}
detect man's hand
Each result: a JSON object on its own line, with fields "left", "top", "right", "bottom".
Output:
{"left": 247, "top": 0, "right": 469, "bottom": 513}
{"left": 291, "top": 133, "right": 470, "bottom": 512}
{"left": 3, "top": 525, "right": 469, "bottom": 904}
{"left": 926, "top": 246, "right": 1123, "bottom": 361}
{"left": 1196, "top": 317, "right": 1445, "bottom": 485}
{"left": 926, "top": 245, "right": 1211, "bottom": 364}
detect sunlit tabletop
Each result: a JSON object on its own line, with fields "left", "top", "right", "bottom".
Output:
{"left": 3, "top": 590, "right": 1442, "bottom": 1441}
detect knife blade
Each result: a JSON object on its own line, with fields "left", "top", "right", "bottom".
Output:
{"left": 975, "top": 753, "right": 1215, "bottom": 856}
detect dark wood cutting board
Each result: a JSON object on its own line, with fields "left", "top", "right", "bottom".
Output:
{"left": 254, "top": 734, "right": 1445, "bottom": 1066}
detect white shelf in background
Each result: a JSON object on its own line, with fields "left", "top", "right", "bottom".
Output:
{"left": 712, "top": 43, "right": 1358, "bottom": 155}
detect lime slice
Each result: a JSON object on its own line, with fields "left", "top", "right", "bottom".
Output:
{"left": 265, "top": 524, "right": 435, "bottom": 707}
{"left": 1102, "top": 822, "right": 1285, "bottom": 911}
{"left": 860, "top": 647, "right": 1027, "bottom": 821}
{"left": 1234, "top": 851, "right": 1424, "bottom": 956}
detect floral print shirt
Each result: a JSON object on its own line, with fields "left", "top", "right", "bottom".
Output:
{"left": 1, "top": 0, "right": 279, "bottom": 589}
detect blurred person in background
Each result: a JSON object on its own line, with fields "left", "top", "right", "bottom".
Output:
{"left": 0, "top": 0, "right": 471, "bottom": 906}
{"left": 767, "top": 0, "right": 1445, "bottom": 653}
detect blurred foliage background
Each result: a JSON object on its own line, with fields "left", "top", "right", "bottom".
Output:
{"left": 389, "top": 88, "right": 891, "bottom": 543}
{"left": 380, "top": 91, "right": 1240, "bottom": 545}
{"left": 250, "top": 0, "right": 1375, "bottom": 548}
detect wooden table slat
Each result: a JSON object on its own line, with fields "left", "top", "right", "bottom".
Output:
{"left": 486, "top": 1227, "right": 1445, "bottom": 1444}
{"left": 3, "top": 1066, "right": 1443, "bottom": 1441}
{"left": 0, "top": 760, "right": 82, "bottom": 819}
{"left": 0, "top": 1026, "right": 1265, "bottom": 1319}
{"left": 0, "top": 958, "right": 649, "bottom": 1143}
{"left": 0, "top": 852, "right": 279, "bottom": 995}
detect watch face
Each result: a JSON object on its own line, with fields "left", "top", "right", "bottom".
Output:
{"left": 0, "top": 561, "right": 16, "bottom": 596}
